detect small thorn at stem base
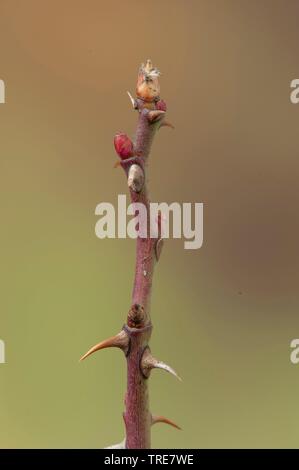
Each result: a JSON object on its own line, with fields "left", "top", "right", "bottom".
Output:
{"left": 105, "top": 439, "right": 126, "bottom": 449}
{"left": 152, "top": 415, "right": 181, "bottom": 430}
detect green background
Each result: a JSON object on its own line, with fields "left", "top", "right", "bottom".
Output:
{"left": 0, "top": 0, "right": 299, "bottom": 448}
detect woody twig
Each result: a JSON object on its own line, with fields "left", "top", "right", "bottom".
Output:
{"left": 80, "top": 60, "right": 180, "bottom": 449}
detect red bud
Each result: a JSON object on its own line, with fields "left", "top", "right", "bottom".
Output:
{"left": 156, "top": 100, "right": 167, "bottom": 112}
{"left": 114, "top": 133, "right": 134, "bottom": 159}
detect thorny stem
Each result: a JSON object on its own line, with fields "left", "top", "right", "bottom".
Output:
{"left": 80, "top": 60, "right": 180, "bottom": 449}
{"left": 122, "top": 109, "right": 161, "bottom": 449}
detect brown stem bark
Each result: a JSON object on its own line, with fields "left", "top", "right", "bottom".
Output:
{"left": 121, "top": 109, "right": 161, "bottom": 449}
{"left": 80, "top": 61, "right": 180, "bottom": 449}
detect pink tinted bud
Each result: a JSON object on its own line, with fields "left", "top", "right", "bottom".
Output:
{"left": 156, "top": 99, "right": 167, "bottom": 112}
{"left": 114, "top": 133, "right": 134, "bottom": 159}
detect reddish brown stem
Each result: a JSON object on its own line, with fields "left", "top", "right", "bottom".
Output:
{"left": 121, "top": 108, "right": 161, "bottom": 449}
{"left": 80, "top": 61, "right": 180, "bottom": 449}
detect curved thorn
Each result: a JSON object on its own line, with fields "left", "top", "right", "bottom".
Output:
{"left": 152, "top": 415, "right": 181, "bottom": 431}
{"left": 79, "top": 330, "right": 129, "bottom": 361}
{"left": 155, "top": 238, "right": 164, "bottom": 261}
{"left": 105, "top": 438, "right": 126, "bottom": 449}
{"left": 159, "top": 120, "right": 175, "bottom": 129}
{"left": 154, "top": 360, "right": 182, "bottom": 381}
{"left": 147, "top": 110, "right": 165, "bottom": 123}
{"left": 141, "top": 348, "right": 182, "bottom": 381}
{"left": 127, "top": 91, "right": 137, "bottom": 109}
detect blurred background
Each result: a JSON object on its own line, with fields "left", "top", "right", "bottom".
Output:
{"left": 0, "top": 0, "right": 299, "bottom": 449}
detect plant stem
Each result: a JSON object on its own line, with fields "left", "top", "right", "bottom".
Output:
{"left": 122, "top": 111, "right": 160, "bottom": 449}
{"left": 80, "top": 60, "right": 180, "bottom": 449}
